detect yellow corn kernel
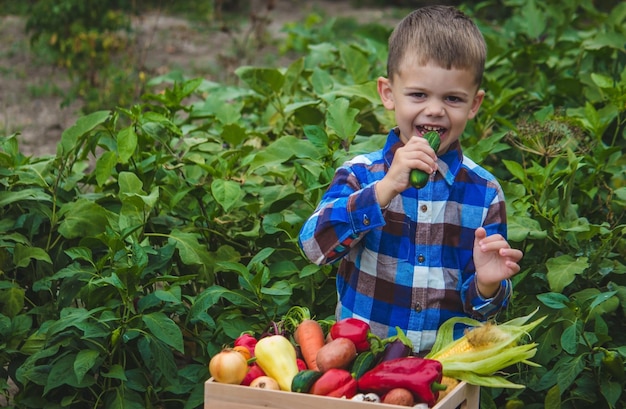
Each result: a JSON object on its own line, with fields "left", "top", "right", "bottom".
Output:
{"left": 436, "top": 376, "right": 461, "bottom": 402}
{"left": 432, "top": 323, "right": 507, "bottom": 360}
{"left": 432, "top": 338, "right": 477, "bottom": 360}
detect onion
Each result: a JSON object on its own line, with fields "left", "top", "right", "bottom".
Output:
{"left": 249, "top": 376, "right": 280, "bottom": 390}
{"left": 209, "top": 349, "right": 249, "bottom": 384}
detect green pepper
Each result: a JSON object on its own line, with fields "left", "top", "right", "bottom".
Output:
{"left": 409, "top": 131, "right": 441, "bottom": 189}
{"left": 601, "top": 349, "right": 625, "bottom": 382}
{"left": 505, "top": 399, "right": 525, "bottom": 409}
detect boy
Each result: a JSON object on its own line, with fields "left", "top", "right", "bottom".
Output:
{"left": 298, "top": 5, "right": 523, "bottom": 353}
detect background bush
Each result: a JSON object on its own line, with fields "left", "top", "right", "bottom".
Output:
{"left": 0, "top": 0, "right": 625, "bottom": 408}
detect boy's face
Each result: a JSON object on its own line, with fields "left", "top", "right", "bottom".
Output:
{"left": 377, "top": 61, "right": 484, "bottom": 153}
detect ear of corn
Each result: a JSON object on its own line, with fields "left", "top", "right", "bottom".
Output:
{"left": 425, "top": 308, "right": 546, "bottom": 388}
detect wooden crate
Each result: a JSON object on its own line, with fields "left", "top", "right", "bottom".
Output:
{"left": 204, "top": 378, "right": 479, "bottom": 409}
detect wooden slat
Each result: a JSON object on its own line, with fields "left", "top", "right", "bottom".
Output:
{"left": 204, "top": 379, "right": 479, "bottom": 409}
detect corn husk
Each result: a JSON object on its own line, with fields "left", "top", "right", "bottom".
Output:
{"left": 425, "top": 308, "right": 546, "bottom": 389}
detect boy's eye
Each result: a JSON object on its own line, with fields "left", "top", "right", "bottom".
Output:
{"left": 446, "top": 96, "right": 463, "bottom": 103}
{"left": 409, "top": 92, "right": 426, "bottom": 98}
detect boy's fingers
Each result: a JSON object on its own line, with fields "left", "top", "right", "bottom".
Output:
{"left": 474, "top": 227, "right": 487, "bottom": 241}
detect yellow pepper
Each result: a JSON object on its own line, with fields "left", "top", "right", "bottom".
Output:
{"left": 254, "top": 335, "right": 299, "bottom": 391}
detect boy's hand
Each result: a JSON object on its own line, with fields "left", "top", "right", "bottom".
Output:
{"left": 375, "top": 136, "right": 438, "bottom": 207}
{"left": 473, "top": 227, "right": 522, "bottom": 298}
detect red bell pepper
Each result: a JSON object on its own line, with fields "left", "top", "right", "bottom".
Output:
{"left": 234, "top": 333, "right": 257, "bottom": 357}
{"left": 309, "top": 368, "right": 358, "bottom": 399}
{"left": 240, "top": 363, "right": 265, "bottom": 386}
{"left": 296, "top": 358, "right": 307, "bottom": 371}
{"left": 357, "top": 357, "right": 445, "bottom": 407}
{"left": 330, "top": 318, "right": 371, "bottom": 352}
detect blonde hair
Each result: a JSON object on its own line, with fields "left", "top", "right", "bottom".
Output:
{"left": 387, "top": 6, "right": 486, "bottom": 87}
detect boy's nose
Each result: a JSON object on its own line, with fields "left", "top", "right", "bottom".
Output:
{"left": 425, "top": 101, "right": 445, "bottom": 116}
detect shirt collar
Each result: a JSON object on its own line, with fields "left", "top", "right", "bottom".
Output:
{"left": 383, "top": 128, "right": 463, "bottom": 186}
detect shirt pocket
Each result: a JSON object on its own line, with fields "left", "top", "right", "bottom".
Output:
{"left": 361, "top": 211, "right": 410, "bottom": 265}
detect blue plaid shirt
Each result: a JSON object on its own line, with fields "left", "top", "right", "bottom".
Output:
{"left": 299, "top": 129, "right": 512, "bottom": 353}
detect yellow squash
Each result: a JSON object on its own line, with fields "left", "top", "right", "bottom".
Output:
{"left": 254, "top": 335, "right": 300, "bottom": 391}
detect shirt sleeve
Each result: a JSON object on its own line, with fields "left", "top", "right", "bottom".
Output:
{"left": 299, "top": 165, "right": 386, "bottom": 265}
{"left": 463, "top": 277, "right": 512, "bottom": 319}
{"left": 460, "top": 180, "right": 512, "bottom": 319}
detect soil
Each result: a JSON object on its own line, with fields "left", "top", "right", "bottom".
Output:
{"left": 0, "top": 0, "right": 396, "bottom": 157}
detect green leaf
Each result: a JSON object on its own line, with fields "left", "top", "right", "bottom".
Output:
{"left": 221, "top": 123, "right": 248, "bottom": 146}
{"left": 0, "top": 188, "right": 52, "bottom": 207}
{"left": 13, "top": 244, "right": 52, "bottom": 268}
{"left": 339, "top": 44, "right": 369, "bottom": 83}
{"left": 101, "top": 364, "right": 127, "bottom": 381}
{"left": 560, "top": 321, "right": 579, "bottom": 354}
{"left": 582, "top": 32, "right": 626, "bottom": 51}
{"left": 546, "top": 255, "right": 589, "bottom": 293}
{"left": 188, "top": 286, "right": 226, "bottom": 326}
{"left": 601, "top": 380, "right": 623, "bottom": 407}
{"left": 303, "top": 125, "right": 329, "bottom": 150}
{"left": 247, "top": 135, "right": 319, "bottom": 171}
{"left": 537, "top": 292, "right": 569, "bottom": 309}
{"left": 140, "top": 334, "right": 179, "bottom": 384}
{"left": 0, "top": 287, "right": 25, "bottom": 318}
{"left": 95, "top": 150, "right": 118, "bottom": 186}
{"left": 58, "top": 199, "right": 111, "bottom": 239}
{"left": 326, "top": 97, "right": 360, "bottom": 141}
{"left": 211, "top": 179, "right": 242, "bottom": 212}
{"left": 164, "top": 231, "right": 213, "bottom": 275}
{"left": 248, "top": 247, "right": 275, "bottom": 267}
{"left": 235, "top": 66, "right": 284, "bottom": 96}
{"left": 198, "top": 97, "right": 244, "bottom": 125}
{"left": 520, "top": 0, "right": 545, "bottom": 39}
{"left": 502, "top": 160, "right": 526, "bottom": 182}
{"left": 74, "top": 349, "right": 99, "bottom": 384}
{"left": 507, "top": 214, "right": 547, "bottom": 241}
{"left": 555, "top": 355, "right": 585, "bottom": 393}
{"left": 326, "top": 81, "right": 381, "bottom": 106}
{"left": 589, "top": 290, "right": 618, "bottom": 310}
{"left": 44, "top": 353, "right": 95, "bottom": 395}
{"left": 142, "top": 312, "right": 184, "bottom": 353}
{"left": 0, "top": 314, "right": 10, "bottom": 339}
{"left": 117, "top": 126, "right": 137, "bottom": 163}
{"left": 590, "top": 73, "right": 615, "bottom": 89}
{"left": 311, "top": 66, "right": 335, "bottom": 94}
{"left": 260, "top": 280, "right": 293, "bottom": 296}
{"left": 299, "top": 264, "right": 320, "bottom": 279}
{"left": 65, "top": 247, "right": 94, "bottom": 263}
{"left": 58, "top": 110, "right": 110, "bottom": 156}
{"left": 544, "top": 385, "right": 561, "bottom": 409}
{"left": 105, "top": 386, "right": 145, "bottom": 409}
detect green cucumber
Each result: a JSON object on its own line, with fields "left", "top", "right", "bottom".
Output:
{"left": 350, "top": 351, "right": 377, "bottom": 380}
{"left": 291, "top": 369, "right": 323, "bottom": 393}
{"left": 409, "top": 131, "right": 441, "bottom": 189}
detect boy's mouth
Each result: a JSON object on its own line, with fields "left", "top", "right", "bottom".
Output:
{"left": 416, "top": 125, "right": 446, "bottom": 138}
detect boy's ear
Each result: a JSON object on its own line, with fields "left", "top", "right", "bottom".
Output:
{"left": 467, "top": 89, "right": 485, "bottom": 119}
{"left": 377, "top": 77, "right": 395, "bottom": 110}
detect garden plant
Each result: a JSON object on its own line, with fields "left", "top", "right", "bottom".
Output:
{"left": 0, "top": 0, "right": 625, "bottom": 408}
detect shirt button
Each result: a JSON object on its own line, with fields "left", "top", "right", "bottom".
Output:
{"left": 421, "top": 204, "right": 428, "bottom": 212}
{"left": 363, "top": 215, "right": 370, "bottom": 226}
{"left": 417, "top": 254, "right": 425, "bottom": 263}
{"left": 414, "top": 302, "right": 422, "bottom": 312}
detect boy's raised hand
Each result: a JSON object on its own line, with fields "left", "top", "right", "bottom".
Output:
{"left": 473, "top": 227, "right": 523, "bottom": 298}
